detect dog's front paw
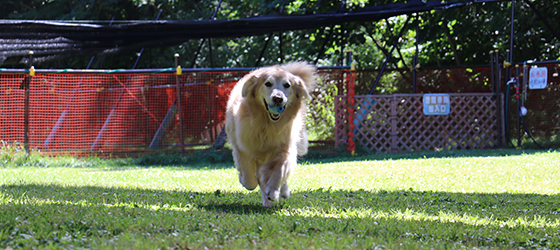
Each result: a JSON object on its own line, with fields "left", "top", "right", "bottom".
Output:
{"left": 265, "top": 188, "right": 280, "bottom": 202}
{"left": 239, "top": 173, "right": 258, "bottom": 190}
{"left": 262, "top": 199, "right": 274, "bottom": 207}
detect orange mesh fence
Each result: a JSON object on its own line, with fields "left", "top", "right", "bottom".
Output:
{"left": 0, "top": 68, "right": 346, "bottom": 156}
{"left": 0, "top": 71, "right": 242, "bottom": 156}
{"left": 2, "top": 63, "right": 556, "bottom": 157}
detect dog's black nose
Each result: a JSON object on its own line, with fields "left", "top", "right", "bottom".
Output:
{"left": 272, "top": 96, "right": 284, "bottom": 105}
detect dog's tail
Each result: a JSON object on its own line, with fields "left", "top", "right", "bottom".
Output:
{"left": 282, "top": 62, "right": 317, "bottom": 91}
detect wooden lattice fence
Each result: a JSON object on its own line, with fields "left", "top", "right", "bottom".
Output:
{"left": 335, "top": 93, "right": 502, "bottom": 153}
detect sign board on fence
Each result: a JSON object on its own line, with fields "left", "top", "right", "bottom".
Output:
{"left": 423, "top": 94, "right": 450, "bottom": 115}
{"left": 529, "top": 67, "right": 547, "bottom": 89}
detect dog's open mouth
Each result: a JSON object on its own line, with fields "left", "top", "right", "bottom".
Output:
{"left": 264, "top": 99, "right": 285, "bottom": 121}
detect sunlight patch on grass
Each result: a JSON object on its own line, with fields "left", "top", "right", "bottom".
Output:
{"left": 1, "top": 194, "right": 200, "bottom": 214}
{"left": 276, "top": 205, "right": 560, "bottom": 230}
{"left": 293, "top": 151, "right": 560, "bottom": 195}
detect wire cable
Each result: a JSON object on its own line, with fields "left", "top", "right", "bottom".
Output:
{"left": 520, "top": 115, "right": 547, "bottom": 149}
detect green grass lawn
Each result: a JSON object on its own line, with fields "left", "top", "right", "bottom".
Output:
{"left": 1, "top": 148, "right": 559, "bottom": 249}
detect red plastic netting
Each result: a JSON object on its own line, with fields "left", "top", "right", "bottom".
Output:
{"left": 0, "top": 68, "right": 345, "bottom": 156}
{"left": 0, "top": 71, "right": 243, "bottom": 155}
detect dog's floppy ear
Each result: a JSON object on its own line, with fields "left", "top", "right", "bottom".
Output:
{"left": 241, "top": 75, "right": 258, "bottom": 98}
{"left": 283, "top": 62, "right": 316, "bottom": 99}
{"left": 282, "top": 62, "right": 316, "bottom": 89}
{"left": 293, "top": 77, "right": 311, "bottom": 99}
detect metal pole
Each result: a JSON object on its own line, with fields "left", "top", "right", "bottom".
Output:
{"left": 515, "top": 65, "right": 521, "bottom": 148}
{"left": 495, "top": 50, "right": 503, "bottom": 147}
{"left": 44, "top": 29, "right": 104, "bottom": 149}
{"left": 509, "top": 0, "right": 515, "bottom": 64}
{"left": 90, "top": 12, "right": 161, "bottom": 151}
{"left": 490, "top": 50, "right": 495, "bottom": 94}
{"left": 208, "top": 39, "right": 214, "bottom": 68}
{"left": 255, "top": 5, "right": 286, "bottom": 68}
{"left": 523, "top": 0, "right": 560, "bottom": 41}
{"left": 149, "top": 104, "right": 178, "bottom": 149}
{"left": 370, "top": 15, "right": 412, "bottom": 95}
{"left": 314, "top": 25, "right": 334, "bottom": 65}
{"left": 507, "top": 0, "right": 516, "bottom": 146}
{"left": 190, "top": 0, "right": 223, "bottom": 68}
{"left": 255, "top": 35, "right": 272, "bottom": 67}
{"left": 505, "top": 49, "right": 511, "bottom": 80}
{"left": 413, "top": 13, "right": 419, "bottom": 93}
{"left": 175, "top": 54, "right": 185, "bottom": 154}
{"left": 24, "top": 51, "right": 33, "bottom": 157}
{"left": 278, "top": 32, "right": 284, "bottom": 64}
{"left": 504, "top": 49, "right": 511, "bottom": 143}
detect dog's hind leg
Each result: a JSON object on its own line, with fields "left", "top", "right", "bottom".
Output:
{"left": 296, "top": 127, "right": 308, "bottom": 156}
{"left": 233, "top": 149, "right": 258, "bottom": 190}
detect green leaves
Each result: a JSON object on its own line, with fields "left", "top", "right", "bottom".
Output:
{"left": 3, "top": 0, "right": 560, "bottom": 70}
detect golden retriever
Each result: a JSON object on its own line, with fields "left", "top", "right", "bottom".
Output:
{"left": 225, "top": 62, "right": 316, "bottom": 207}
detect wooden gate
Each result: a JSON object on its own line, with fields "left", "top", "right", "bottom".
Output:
{"left": 335, "top": 93, "right": 502, "bottom": 153}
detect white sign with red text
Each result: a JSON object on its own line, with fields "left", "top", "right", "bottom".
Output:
{"left": 529, "top": 67, "right": 547, "bottom": 90}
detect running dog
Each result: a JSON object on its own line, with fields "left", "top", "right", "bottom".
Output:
{"left": 225, "top": 62, "right": 316, "bottom": 207}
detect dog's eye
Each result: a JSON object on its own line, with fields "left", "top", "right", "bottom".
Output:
{"left": 265, "top": 81, "right": 273, "bottom": 87}
{"left": 283, "top": 83, "right": 291, "bottom": 88}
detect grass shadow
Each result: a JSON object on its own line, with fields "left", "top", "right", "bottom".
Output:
{"left": 1, "top": 183, "right": 559, "bottom": 248}
{"left": 6, "top": 148, "right": 557, "bottom": 171}
{"left": 2, "top": 182, "right": 559, "bottom": 222}
{"left": 95, "top": 148, "right": 560, "bottom": 169}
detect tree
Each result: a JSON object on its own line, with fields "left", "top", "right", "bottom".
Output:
{"left": 2, "top": 0, "right": 559, "bottom": 70}
{"left": 418, "top": 0, "right": 560, "bottom": 66}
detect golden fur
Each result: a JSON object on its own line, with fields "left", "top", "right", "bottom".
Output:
{"left": 225, "top": 62, "right": 316, "bottom": 207}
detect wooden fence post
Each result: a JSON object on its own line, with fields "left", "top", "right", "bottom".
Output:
{"left": 390, "top": 95, "right": 398, "bottom": 153}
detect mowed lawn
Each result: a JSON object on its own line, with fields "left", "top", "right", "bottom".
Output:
{"left": 1, "top": 149, "right": 559, "bottom": 249}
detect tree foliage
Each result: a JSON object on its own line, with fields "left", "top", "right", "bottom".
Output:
{"left": 2, "top": 0, "right": 559, "bottom": 70}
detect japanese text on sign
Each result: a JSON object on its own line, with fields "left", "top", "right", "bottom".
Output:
{"left": 423, "top": 94, "right": 450, "bottom": 115}
{"left": 529, "top": 67, "right": 547, "bottom": 89}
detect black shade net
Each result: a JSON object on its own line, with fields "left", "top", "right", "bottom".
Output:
{"left": 0, "top": 0, "right": 505, "bottom": 66}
